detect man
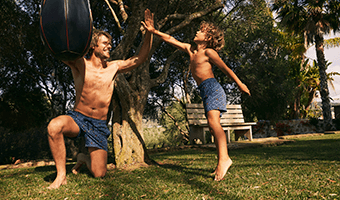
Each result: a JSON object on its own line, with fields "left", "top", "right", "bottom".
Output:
{"left": 47, "top": 9, "right": 153, "bottom": 189}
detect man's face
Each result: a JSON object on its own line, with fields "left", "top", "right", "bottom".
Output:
{"left": 93, "top": 35, "right": 112, "bottom": 59}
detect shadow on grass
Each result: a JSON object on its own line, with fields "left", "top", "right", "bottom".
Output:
{"left": 102, "top": 163, "right": 241, "bottom": 199}
{"left": 102, "top": 148, "right": 242, "bottom": 199}
{"left": 34, "top": 164, "right": 93, "bottom": 183}
{"left": 235, "top": 138, "right": 340, "bottom": 162}
{"left": 159, "top": 163, "right": 214, "bottom": 179}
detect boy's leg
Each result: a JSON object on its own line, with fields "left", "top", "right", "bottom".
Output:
{"left": 47, "top": 115, "right": 80, "bottom": 189}
{"left": 206, "top": 110, "right": 233, "bottom": 181}
{"left": 88, "top": 147, "right": 108, "bottom": 177}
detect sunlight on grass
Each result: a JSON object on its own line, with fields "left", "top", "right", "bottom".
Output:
{"left": 1, "top": 134, "right": 339, "bottom": 199}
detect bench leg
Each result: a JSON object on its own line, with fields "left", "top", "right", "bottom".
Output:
{"left": 245, "top": 129, "right": 253, "bottom": 141}
{"left": 234, "top": 129, "right": 253, "bottom": 141}
{"left": 234, "top": 130, "right": 245, "bottom": 141}
{"left": 226, "top": 129, "right": 231, "bottom": 143}
{"left": 189, "top": 126, "right": 206, "bottom": 144}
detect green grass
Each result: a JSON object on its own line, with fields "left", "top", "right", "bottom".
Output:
{"left": 1, "top": 134, "right": 340, "bottom": 199}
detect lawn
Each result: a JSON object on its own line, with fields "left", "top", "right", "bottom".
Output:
{"left": 1, "top": 134, "right": 339, "bottom": 199}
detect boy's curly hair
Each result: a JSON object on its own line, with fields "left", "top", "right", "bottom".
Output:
{"left": 88, "top": 29, "right": 112, "bottom": 56}
{"left": 200, "top": 21, "right": 225, "bottom": 52}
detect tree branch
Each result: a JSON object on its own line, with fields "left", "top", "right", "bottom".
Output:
{"left": 150, "top": 49, "right": 181, "bottom": 87}
{"left": 104, "top": 0, "right": 124, "bottom": 33}
{"left": 157, "top": 102, "right": 189, "bottom": 141}
{"left": 117, "top": 0, "right": 128, "bottom": 22}
{"left": 159, "top": 3, "right": 224, "bottom": 35}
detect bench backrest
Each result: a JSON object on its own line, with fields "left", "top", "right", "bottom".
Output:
{"left": 186, "top": 103, "right": 245, "bottom": 125}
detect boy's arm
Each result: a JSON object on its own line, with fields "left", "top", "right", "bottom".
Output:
{"left": 141, "top": 9, "right": 191, "bottom": 53}
{"left": 205, "top": 49, "right": 251, "bottom": 96}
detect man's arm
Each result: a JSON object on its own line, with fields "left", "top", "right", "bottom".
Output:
{"left": 115, "top": 9, "right": 154, "bottom": 74}
{"left": 141, "top": 9, "right": 191, "bottom": 53}
{"left": 62, "top": 57, "right": 85, "bottom": 71}
{"left": 116, "top": 31, "right": 153, "bottom": 74}
{"left": 205, "top": 49, "right": 251, "bottom": 96}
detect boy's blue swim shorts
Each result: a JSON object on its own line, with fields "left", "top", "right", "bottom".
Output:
{"left": 198, "top": 78, "right": 227, "bottom": 116}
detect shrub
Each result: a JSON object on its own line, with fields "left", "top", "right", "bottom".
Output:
{"left": 0, "top": 126, "right": 51, "bottom": 164}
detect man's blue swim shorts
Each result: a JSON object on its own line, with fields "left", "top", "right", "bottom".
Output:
{"left": 198, "top": 78, "right": 227, "bottom": 116}
{"left": 67, "top": 110, "right": 111, "bottom": 151}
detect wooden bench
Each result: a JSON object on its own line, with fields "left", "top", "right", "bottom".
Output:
{"left": 186, "top": 103, "right": 256, "bottom": 144}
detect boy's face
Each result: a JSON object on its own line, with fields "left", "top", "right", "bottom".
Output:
{"left": 193, "top": 30, "right": 209, "bottom": 43}
{"left": 93, "top": 35, "right": 112, "bottom": 59}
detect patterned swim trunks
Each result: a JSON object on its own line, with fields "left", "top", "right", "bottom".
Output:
{"left": 67, "top": 111, "right": 111, "bottom": 151}
{"left": 198, "top": 78, "right": 227, "bottom": 116}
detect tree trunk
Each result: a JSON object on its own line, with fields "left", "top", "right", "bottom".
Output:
{"left": 110, "top": 73, "right": 154, "bottom": 168}
{"left": 315, "top": 34, "right": 334, "bottom": 131}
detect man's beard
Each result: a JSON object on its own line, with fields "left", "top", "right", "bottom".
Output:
{"left": 94, "top": 50, "right": 110, "bottom": 60}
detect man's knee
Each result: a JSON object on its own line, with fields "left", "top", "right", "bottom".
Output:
{"left": 89, "top": 148, "right": 107, "bottom": 178}
{"left": 47, "top": 116, "right": 79, "bottom": 138}
{"left": 93, "top": 168, "right": 107, "bottom": 178}
{"left": 47, "top": 118, "right": 64, "bottom": 137}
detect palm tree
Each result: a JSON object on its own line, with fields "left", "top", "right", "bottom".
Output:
{"left": 272, "top": 0, "right": 340, "bottom": 130}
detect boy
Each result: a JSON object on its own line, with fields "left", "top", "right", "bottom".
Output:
{"left": 142, "top": 10, "right": 250, "bottom": 181}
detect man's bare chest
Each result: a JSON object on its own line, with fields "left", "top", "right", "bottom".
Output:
{"left": 83, "top": 70, "right": 115, "bottom": 89}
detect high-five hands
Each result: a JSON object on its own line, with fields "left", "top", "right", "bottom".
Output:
{"left": 141, "top": 9, "right": 155, "bottom": 33}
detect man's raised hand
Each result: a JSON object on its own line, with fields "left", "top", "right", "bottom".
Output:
{"left": 141, "top": 9, "right": 155, "bottom": 33}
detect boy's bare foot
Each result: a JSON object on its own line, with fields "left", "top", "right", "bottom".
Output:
{"left": 214, "top": 158, "right": 232, "bottom": 181}
{"left": 210, "top": 170, "right": 216, "bottom": 176}
{"left": 47, "top": 176, "right": 67, "bottom": 189}
{"left": 72, "top": 153, "right": 90, "bottom": 175}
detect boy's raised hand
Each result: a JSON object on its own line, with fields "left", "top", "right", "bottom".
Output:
{"left": 142, "top": 9, "right": 155, "bottom": 33}
{"left": 239, "top": 83, "right": 251, "bottom": 96}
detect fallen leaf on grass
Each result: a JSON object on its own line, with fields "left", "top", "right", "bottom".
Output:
{"left": 328, "top": 179, "right": 336, "bottom": 183}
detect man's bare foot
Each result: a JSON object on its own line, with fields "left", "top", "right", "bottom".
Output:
{"left": 71, "top": 162, "right": 83, "bottom": 175}
{"left": 72, "top": 153, "right": 90, "bottom": 175}
{"left": 214, "top": 158, "right": 232, "bottom": 181}
{"left": 47, "top": 176, "right": 67, "bottom": 189}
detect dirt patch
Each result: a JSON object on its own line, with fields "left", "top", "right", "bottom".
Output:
{"left": 0, "top": 159, "right": 57, "bottom": 170}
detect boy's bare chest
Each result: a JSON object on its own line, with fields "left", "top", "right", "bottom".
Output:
{"left": 190, "top": 51, "right": 210, "bottom": 68}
